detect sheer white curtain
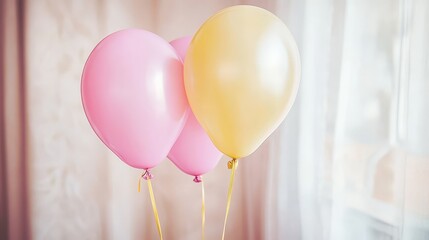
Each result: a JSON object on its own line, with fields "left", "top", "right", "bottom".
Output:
{"left": 15, "top": 0, "right": 429, "bottom": 239}
{"left": 263, "top": 0, "right": 429, "bottom": 239}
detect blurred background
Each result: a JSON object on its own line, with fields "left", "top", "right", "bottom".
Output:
{"left": 1, "top": 0, "right": 428, "bottom": 239}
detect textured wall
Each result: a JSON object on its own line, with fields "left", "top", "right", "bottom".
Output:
{"left": 25, "top": 1, "right": 273, "bottom": 239}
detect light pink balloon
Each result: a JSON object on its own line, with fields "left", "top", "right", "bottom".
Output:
{"left": 82, "top": 29, "right": 188, "bottom": 170}
{"left": 168, "top": 36, "right": 222, "bottom": 181}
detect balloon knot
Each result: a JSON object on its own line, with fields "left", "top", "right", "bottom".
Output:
{"left": 193, "top": 176, "right": 202, "bottom": 183}
{"left": 142, "top": 170, "right": 153, "bottom": 180}
{"left": 227, "top": 161, "right": 233, "bottom": 169}
{"left": 227, "top": 158, "right": 237, "bottom": 169}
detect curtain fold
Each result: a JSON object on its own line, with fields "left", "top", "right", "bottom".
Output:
{"left": 1, "top": 0, "right": 30, "bottom": 239}
{"left": 0, "top": 1, "right": 7, "bottom": 237}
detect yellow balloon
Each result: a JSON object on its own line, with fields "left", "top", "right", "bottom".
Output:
{"left": 184, "top": 5, "right": 300, "bottom": 159}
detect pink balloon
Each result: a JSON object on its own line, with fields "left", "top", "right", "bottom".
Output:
{"left": 168, "top": 37, "right": 223, "bottom": 181}
{"left": 82, "top": 29, "right": 188, "bottom": 170}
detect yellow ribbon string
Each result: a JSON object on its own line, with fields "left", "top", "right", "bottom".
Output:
{"left": 201, "top": 179, "right": 206, "bottom": 240}
{"left": 138, "top": 172, "right": 163, "bottom": 240}
{"left": 147, "top": 179, "right": 163, "bottom": 240}
{"left": 221, "top": 158, "right": 238, "bottom": 240}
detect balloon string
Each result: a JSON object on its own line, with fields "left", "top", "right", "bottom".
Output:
{"left": 221, "top": 158, "right": 238, "bottom": 240}
{"left": 147, "top": 178, "right": 163, "bottom": 240}
{"left": 138, "top": 171, "right": 163, "bottom": 240}
{"left": 201, "top": 178, "right": 206, "bottom": 240}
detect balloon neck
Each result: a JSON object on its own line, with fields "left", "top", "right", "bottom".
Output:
{"left": 142, "top": 169, "right": 154, "bottom": 180}
{"left": 193, "top": 176, "right": 202, "bottom": 183}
